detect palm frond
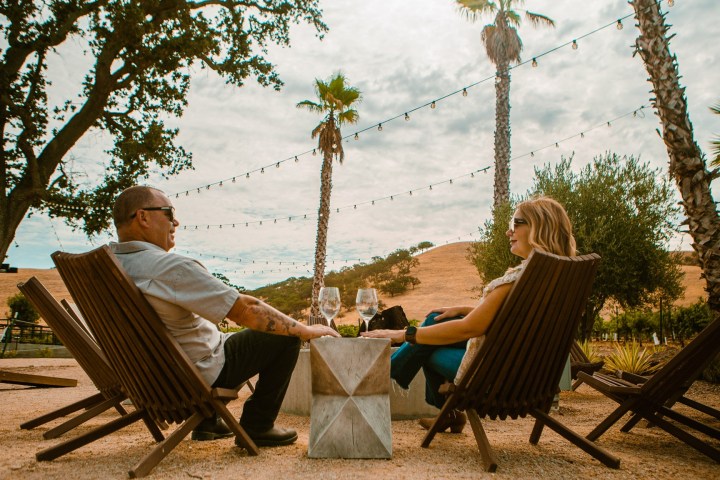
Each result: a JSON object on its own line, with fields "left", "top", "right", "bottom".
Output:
{"left": 338, "top": 109, "right": 359, "bottom": 125}
{"left": 525, "top": 11, "right": 555, "bottom": 28}
{"left": 505, "top": 10, "right": 522, "bottom": 27}
{"left": 456, "top": 0, "right": 497, "bottom": 22}
{"left": 296, "top": 100, "right": 323, "bottom": 113}
{"left": 711, "top": 102, "right": 720, "bottom": 167}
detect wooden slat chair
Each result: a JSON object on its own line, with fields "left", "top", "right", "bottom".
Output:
{"left": 16, "top": 277, "right": 139, "bottom": 439}
{"left": 41, "top": 246, "right": 258, "bottom": 478}
{"left": 422, "top": 250, "right": 620, "bottom": 471}
{"left": 570, "top": 341, "right": 605, "bottom": 391}
{"left": 578, "top": 316, "right": 720, "bottom": 463}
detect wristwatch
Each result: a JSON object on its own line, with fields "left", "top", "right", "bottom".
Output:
{"left": 405, "top": 326, "right": 418, "bottom": 344}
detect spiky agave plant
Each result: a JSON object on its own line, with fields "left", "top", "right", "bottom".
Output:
{"left": 604, "top": 341, "right": 661, "bottom": 375}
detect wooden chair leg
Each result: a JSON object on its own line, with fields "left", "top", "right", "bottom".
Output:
{"left": 212, "top": 400, "right": 259, "bottom": 455}
{"left": 620, "top": 412, "right": 644, "bottom": 433}
{"left": 679, "top": 396, "right": 720, "bottom": 420}
{"left": 467, "top": 408, "right": 498, "bottom": 472}
{"left": 37, "top": 409, "right": 145, "bottom": 461}
{"left": 571, "top": 378, "right": 584, "bottom": 391}
{"left": 655, "top": 405, "right": 720, "bottom": 440}
{"left": 532, "top": 409, "right": 620, "bottom": 469}
{"left": 586, "top": 402, "right": 634, "bottom": 441}
{"left": 21, "top": 392, "right": 105, "bottom": 430}
{"left": 129, "top": 413, "right": 204, "bottom": 478}
{"left": 641, "top": 409, "right": 720, "bottom": 463}
{"left": 44, "top": 394, "right": 126, "bottom": 439}
{"left": 421, "top": 404, "right": 454, "bottom": 448}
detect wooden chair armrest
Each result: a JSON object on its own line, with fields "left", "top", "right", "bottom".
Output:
{"left": 615, "top": 370, "right": 649, "bottom": 385}
{"left": 211, "top": 388, "right": 240, "bottom": 401}
{"left": 577, "top": 371, "right": 642, "bottom": 395}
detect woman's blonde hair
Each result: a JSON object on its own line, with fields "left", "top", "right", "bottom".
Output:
{"left": 515, "top": 196, "right": 576, "bottom": 257}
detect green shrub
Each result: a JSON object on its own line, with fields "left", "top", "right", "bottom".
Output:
{"left": 37, "top": 347, "right": 54, "bottom": 358}
{"left": 579, "top": 340, "right": 602, "bottom": 363}
{"left": 604, "top": 341, "right": 661, "bottom": 375}
{"left": 7, "top": 292, "right": 39, "bottom": 324}
{"left": 337, "top": 324, "right": 358, "bottom": 338}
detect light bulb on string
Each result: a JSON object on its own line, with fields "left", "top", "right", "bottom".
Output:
{"left": 572, "top": 40, "right": 578, "bottom": 50}
{"left": 261, "top": 168, "right": 264, "bottom": 174}
{"left": 532, "top": 58, "right": 538, "bottom": 67}
{"left": 313, "top": 149, "right": 317, "bottom": 156}
{"left": 462, "top": 88, "right": 468, "bottom": 97}
{"left": 232, "top": 177, "right": 236, "bottom": 183}
{"left": 377, "top": 123, "right": 383, "bottom": 131}
{"left": 275, "top": 162, "right": 279, "bottom": 168}
{"left": 354, "top": 133, "right": 359, "bottom": 140}
{"left": 616, "top": 19, "right": 623, "bottom": 30}
{"left": 246, "top": 173, "right": 250, "bottom": 178}
{"left": 404, "top": 113, "right": 410, "bottom": 121}
{"left": 294, "top": 156, "right": 299, "bottom": 162}
{"left": 431, "top": 101, "right": 436, "bottom": 109}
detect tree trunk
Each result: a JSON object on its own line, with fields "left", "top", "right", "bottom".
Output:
{"left": 309, "top": 152, "right": 333, "bottom": 325}
{"left": 493, "top": 62, "right": 512, "bottom": 208}
{"left": 630, "top": 0, "right": 720, "bottom": 312}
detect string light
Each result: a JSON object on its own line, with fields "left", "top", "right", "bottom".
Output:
{"left": 404, "top": 113, "right": 410, "bottom": 121}
{"left": 354, "top": 133, "right": 359, "bottom": 140}
{"left": 169, "top": 5, "right": 652, "bottom": 199}
{"left": 668, "top": 0, "right": 674, "bottom": 6}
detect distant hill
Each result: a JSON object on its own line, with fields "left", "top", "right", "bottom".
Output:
{"left": 0, "top": 244, "right": 707, "bottom": 323}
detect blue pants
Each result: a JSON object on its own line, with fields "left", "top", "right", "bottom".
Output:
{"left": 390, "top": 313, "right": 467, "bottom": 409}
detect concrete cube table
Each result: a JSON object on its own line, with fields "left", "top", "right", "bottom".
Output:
{"left": 308, "top": 337, "right": 392, "bottom": 459}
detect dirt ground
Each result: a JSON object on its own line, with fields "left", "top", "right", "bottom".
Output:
{"left": 1, "top": 358, "right": 719, "bottom": 480}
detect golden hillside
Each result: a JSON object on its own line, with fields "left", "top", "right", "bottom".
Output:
{"left": 0, "top": 242, "right": 707, "bottom": 322}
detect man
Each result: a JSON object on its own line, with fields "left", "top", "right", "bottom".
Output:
{"left": 111, "top": 185, "right": 339, "bottom": 447}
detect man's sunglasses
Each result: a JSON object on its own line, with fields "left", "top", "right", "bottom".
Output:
{"left": 508, "top": 217, "right": 528, "bottom": 233}
{"left": 131, "top": 206, "right": 176, "bottom": 223}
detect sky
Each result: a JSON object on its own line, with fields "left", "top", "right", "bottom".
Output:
{"left": 7, "top": 0, "right": 720, "bottom": 289}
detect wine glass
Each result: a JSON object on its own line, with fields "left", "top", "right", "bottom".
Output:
{"left": 319, "top": 287, "right": 341, "bottom": 325}
{"left": 356, "top": 288, "right": 378, "bottom": 333}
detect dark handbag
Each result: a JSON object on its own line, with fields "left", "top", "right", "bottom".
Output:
{"left": 357, "top": 305, "right": 410, "bottom": 334}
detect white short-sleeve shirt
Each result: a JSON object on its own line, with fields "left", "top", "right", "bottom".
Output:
{"left": 110, "top": 241, "right": 240, "bottom": 385}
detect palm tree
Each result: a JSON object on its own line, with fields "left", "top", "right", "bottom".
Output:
{"left": 456, "top": 0, "right": 554, "bottom": 208}
{"left": 297, "top": 73, "right": 361, "bottom": 325}
{"left": 629, "top": 0, "right": 720, "bottom": 311}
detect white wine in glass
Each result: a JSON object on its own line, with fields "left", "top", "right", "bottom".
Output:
{"left": 356, "top": 288, "right": 378, "bottom": 333}
{"left": 319, "top": 287, "right": 341, "bottom": 325}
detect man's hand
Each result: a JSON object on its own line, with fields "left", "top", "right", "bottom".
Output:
{"left": 300, "top": 324, "right": 341, "bottom": 341}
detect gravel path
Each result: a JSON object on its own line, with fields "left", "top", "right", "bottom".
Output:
{"left": 1, "top": 358, "right": 719, "bottom": 479}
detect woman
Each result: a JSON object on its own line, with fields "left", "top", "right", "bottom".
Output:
{"left": 361, "top": 196, "right": 576, "bottom": 433}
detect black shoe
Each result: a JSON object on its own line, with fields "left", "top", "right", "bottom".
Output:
{"left": 239, "top": 426, "right": 298, "bottom": 447}
{"left": 191, "top": 417, "right": 234, "bottom": 441}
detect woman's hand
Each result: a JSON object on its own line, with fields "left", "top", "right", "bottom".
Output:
{"left": 360, "top": 329, "right": 405, "bottom": 344}
{"left": 427, "top": 306, "right": 474, "bottom": 321}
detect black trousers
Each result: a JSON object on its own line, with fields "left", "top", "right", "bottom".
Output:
{"left": 212, "top": 329, "right": 300, "bottom": 431}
